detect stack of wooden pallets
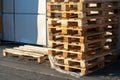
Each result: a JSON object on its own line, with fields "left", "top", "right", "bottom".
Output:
{"left": 47, "top": 0, "right": 119, "bottom": 75}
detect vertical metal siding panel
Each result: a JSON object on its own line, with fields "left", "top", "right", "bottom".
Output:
{"left": 15, "top": 14, "right": 47, "bottom": 45}
{"left": 15, "top": 0, "right": 46, "bottom": 14}
{"left": 3, "top": 14, "right": 15, "bottom": 41}
{"left": 15, "top": 14, "right": 38, "bottom": 44}
{"left": 3, "top": 0, "right": 14, "bottom": 13}
{"left": 0, "top": 16, "right": 2, "bottom": 39}
{"left": 0, "top": 16, "right": 2, "bottom": 33}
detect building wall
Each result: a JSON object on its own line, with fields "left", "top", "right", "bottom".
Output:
{"left": 2, "top": 0, "right": 47, "bottom": 46}
{"left": 0, "top": 0, "right": 2, "bottom": 38}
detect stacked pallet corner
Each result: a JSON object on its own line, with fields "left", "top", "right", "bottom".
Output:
{"left": 47, "top": 0, "right": 120, "bottom": 75}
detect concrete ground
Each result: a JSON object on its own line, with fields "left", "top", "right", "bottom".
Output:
{"left": 0, "top": 42, "right": 120, "bottom": 80}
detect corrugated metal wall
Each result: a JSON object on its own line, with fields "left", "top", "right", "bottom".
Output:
{"left": 0, "top": 0, "right": 2, "bottom": 38}
{"left": 1, "top": 0, "right": 120, "bottom": 48}
{"left": 2, "top": 0, "right": 47, "bottom": 46}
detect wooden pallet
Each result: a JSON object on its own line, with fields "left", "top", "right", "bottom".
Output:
{"left": 47, "top": 2, "right": 83, "bottom": 11}
{"left": 47, "top": 3, "right": 82, "bottom": 11}
{"left": 47, "top": 0, "right": 119, "bottom": 19}
{"left": 48, "top": 1, "right": 119, "bottom": 11}
{"left": 49, "top": 34, "right": 85, "bottom": 43}
{"left": 48, "top": 25, "right": 118, "bottom": 37}
{"left": 48, "top": 19, "right": 118, "bottom": 29}
{"left": 55, "top": 62, "right": 105, "bottom": 75}
{"left": 49, "top": 27, "right": 82, "bottom": 35}
{"left": 49, "top": 0, "right": 81, "bottom": 3}
{"left": 48, "top": 16, "right": 119, "bottom": 26}
{"left": 49, "top": 40, "right": 104, "bottom": 52}
{"left": 47, "top": 11, "right": 105, "bottom": 19}
{"left": 49, "top": 0, "right": 120, "bottom": 3}
{"left": 48, "top": 18, "right": 106, "bottom": 27}
{"left": 49, "top": 48, "right": 103, "bottom": 60}
{"left": 48, "top": 9, "right": 119, "bottom": 19}
{"left": 47, "top": 12, "right": 84, "bottom": 19}
{"left": 48, "top": 18, "right": 82, "bottom": 27}
{"left": 48, "top": 46, "right": 117, "bottom": 60}
{"left": 48, "top": 21, "right": 118, "bottom": 29}
{"left": 54, "top": 56, "right": 105, "bottom": 68}
{"left": 50, "top": 50, "right": 117, "bottom": 75}
{"left": 47, "top": 2, "right": 119, "bottom": 10}
{"left": 3, "top": 46, "right": 48, "bottom": 63}
{"left": 49, "top": 33, "right": 104, "bottom": 43}
{"left": 49, "top": 26, "right": 105, "bottom": 36}
{"left": 47, "top": 2, "right": 119, "bottom": 17}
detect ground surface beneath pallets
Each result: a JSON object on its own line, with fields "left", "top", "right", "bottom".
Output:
{"left": 0, "top": 42, "right": 120, "bottom": 80}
